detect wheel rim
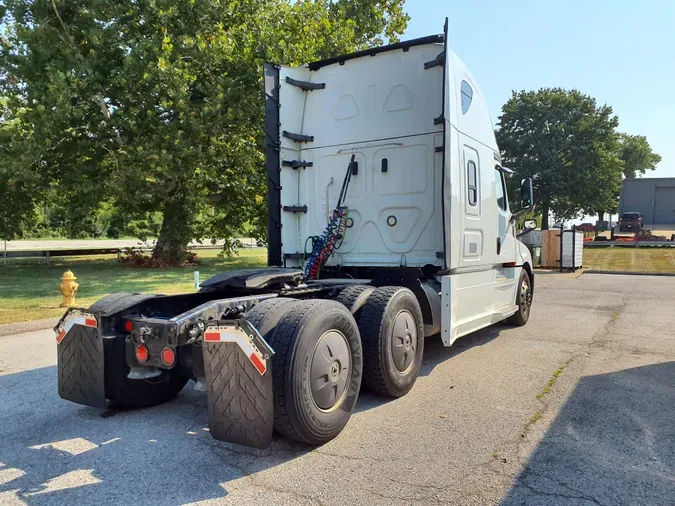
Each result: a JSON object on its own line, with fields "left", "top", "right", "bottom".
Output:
{"left": 310, "top": 330, "right": 351, "bottom": 412}
{"left": 390, "top": 310, "right": 417, "bottom": 373}
{"left": 519, "top": 277, "right": 532, "bottom": 317}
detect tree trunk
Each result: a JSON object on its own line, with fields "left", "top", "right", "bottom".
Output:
{"left": 153, "top": 200, "right": 193, "bottom": 265}
{"left": 598, "top": 211, "right": 605, "bottom": 222}
{"left": 541, "top": 203, "right": 550, "bottom": 230}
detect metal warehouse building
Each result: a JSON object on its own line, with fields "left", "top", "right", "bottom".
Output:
{"left": 619, "top": 177, "right": 675, "bottom": 226}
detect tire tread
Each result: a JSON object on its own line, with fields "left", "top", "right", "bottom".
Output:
{"left": 269, "top": 300, "right": 325, "bottom": 442}
{"left": 335, "top": 285, "right": 375, "bottom": 315}
{"left": 246, "top": 297, "right": 297, "bottom": 332}
{"left": 89, "top": 293, "right": 160, "bottom": 317}
{"left": 358, "top": 287, "right": 401, "bottom": 395}
{"left": 358, "top": 286, "right": 424, "bottom": 397}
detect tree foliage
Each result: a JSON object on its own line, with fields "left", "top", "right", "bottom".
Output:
{"left": 0, "top": 0, "right": 409, "bottom": 261}
{"left": 0, "top": 95, "right": 40, "bottom": 240}
{"left": 618, "top": 133, "right": 661, "bottom": 180}
{"left": 496, "top": 88, "right": 624, "bottom": 229}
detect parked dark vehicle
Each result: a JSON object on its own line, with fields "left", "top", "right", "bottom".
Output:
{"left": 619, "top": 212, "right": 643, "bottom": 232}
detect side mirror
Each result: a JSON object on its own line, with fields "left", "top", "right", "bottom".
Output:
{"left": 523, "top": 219, "right": 537, "bottom": 230}
{"left": 520, "top": 178, "right": 534, "bottom": 211}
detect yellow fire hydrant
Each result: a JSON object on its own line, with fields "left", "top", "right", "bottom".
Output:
{"left": 59, "top": 270, "right": 79, "bottom": 308}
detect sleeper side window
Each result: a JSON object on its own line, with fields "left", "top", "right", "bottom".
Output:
{"left": 467, "top": 160, "right": 477, "bottom": 206}
{"left": 461, "top": 81, "right": 473, "bottom": 114}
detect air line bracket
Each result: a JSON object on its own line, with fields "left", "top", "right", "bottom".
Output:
{"left": 283, "top": 131, "right": 314, "bottom": 143}
{"left": 285, "top": 76, "right": 326, "bottom": 91}
{"left": 424, "top": 51, "right": 445, "bottom": 69}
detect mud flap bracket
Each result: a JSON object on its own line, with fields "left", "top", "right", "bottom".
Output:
{"left": 202, "top": 319, "right": 274, "bottom": 449}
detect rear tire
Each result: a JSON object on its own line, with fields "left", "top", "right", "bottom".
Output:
{"left": 89, "top": 293, "right": 160, "bottom": 317}
{"left": 270, "top": 300, "right": 362, "bottom": 445}
{"left": 335, "top": 285, "right": 375, "bottom": 316}
{"left": 507, "top": 269, "right": 532, "bottom": 326}
{"left": 91, "top": 293, "right": 186, "bottom": 408}
{"left": 103, "top": 337, "right": 188, "bottom": 408}
{"left": 245, "top": 297, "right": 299, "bottom": 337}
{"left": 358, "top": 287, "right": 424, "bottom": 398}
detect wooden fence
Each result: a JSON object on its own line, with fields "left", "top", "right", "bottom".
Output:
{"left": 540, "top": 230, "right": 561, "bottom": 268}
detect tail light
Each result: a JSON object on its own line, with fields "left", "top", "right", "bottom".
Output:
{"left": 161, "top": 347, "right": 176, "bottom": 366}
{"left": 135, "top": 344, "right": 149, "bottom": 363}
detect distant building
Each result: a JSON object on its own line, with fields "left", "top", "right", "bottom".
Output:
{"left": 619, "top": 178, "right": 675, "bottom": 226}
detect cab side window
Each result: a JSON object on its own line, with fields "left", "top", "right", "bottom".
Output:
{"left": 495, "top": 168, "right": 507, "bottom": 211}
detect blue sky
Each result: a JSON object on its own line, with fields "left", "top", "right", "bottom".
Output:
{"left": 404, "top": 0, "right": 675, "bottom": 178}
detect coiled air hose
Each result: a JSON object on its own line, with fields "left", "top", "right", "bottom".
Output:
{"left": 304, "top": 154, "right": 355, "bottom": 279}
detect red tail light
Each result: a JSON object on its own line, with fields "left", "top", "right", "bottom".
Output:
{"left": 124, "top": 320, "right": 133, "bottom": 333}
{"left": 135, "top": 344, "right": 149, "bottom": 363}
{"left": 161, "top": 347, "right": 176, "bottom": 366}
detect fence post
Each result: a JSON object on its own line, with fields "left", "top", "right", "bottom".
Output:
{"left": 572, "top": 225, "right": 576, "bottom": 270}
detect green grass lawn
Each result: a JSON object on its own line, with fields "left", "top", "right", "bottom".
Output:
{"left": 583, "top": 247, "right": 675, "bottom": 274}
{"left": 0, "top": 249, "right": 267, "bottom": 325}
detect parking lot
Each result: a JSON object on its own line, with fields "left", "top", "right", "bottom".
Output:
{"left": 1, "top": 273, "right": 675, "bottom": 505}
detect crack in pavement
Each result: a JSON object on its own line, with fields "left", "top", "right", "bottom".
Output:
{"left": 313, "top": 449, "right": 404, "bottom": 464}
{"left": 358, "top": 485, "right": 447, "bottom": 505}
{"left": 479, "top": 292, "right": 632, "bottom": 500}
{"left": 520, "top": 469, "right": 612, "bottom": 505}
{"left": 183, "top": 435, "right": 330, "bottom": 505}
{"left": 513, "top": 478, "right": 608, "bottom": 506}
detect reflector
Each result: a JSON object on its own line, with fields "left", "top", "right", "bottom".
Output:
{"left": 161, "top": 347, "right": 175, "bottom": 366}
{"left": 135, "top": 345, "right": 149, "bottom": 363}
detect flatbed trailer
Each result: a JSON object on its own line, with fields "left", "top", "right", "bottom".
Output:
{"left": 56, "top": 20, "right": 535, "bottom": 449}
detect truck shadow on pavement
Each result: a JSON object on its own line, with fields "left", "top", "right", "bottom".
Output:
{"left": 0, "top": 365, "right": 310, "bottom": 505}
{"left": 420, "top": 325, "right": 503, "bottom": 377}
{"left": 501, "top": 361, "right": 675, "bottom": 506}
{"left": 0, "top": 327, "right": 502, "bottom": 505}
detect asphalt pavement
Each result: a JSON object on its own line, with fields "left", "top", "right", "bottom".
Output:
{"left": 1, "top": 273, "right": 675, "bottom": 505}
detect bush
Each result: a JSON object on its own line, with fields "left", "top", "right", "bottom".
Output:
{"left": 119, "top": 247, "right": 199, "bottom": 268}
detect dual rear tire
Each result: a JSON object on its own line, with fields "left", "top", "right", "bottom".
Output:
{"left": 356, "top": 287, "right": 425, "bottom": 398}
{"left": 248, "top": 298, "right": 363, "bottom": 445}
{"left": 246, "top": 286, "right": 425, "bottom": 445}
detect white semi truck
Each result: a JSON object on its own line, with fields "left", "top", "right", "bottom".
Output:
{"left": 55, "top": 21, "right": 535, "bottom": 449}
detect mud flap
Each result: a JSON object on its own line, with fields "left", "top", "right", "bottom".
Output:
{"left": 202, "top": 320, "right": 274, "bottom": 449}
{"left": 56, "top": 310, "right": 106, "bottom": 408}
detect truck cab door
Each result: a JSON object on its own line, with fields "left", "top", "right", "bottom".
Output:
{"left": 494, "top": 167, "right": 519, "bottom": 307}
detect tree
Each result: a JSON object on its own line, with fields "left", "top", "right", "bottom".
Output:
{"left": 618, "top": 133, "right": 661, "bottom": 180}
{"left": 496, "top": 88, "right": 624, "bottom": 230}
{"left": 595, "top": 134, "right": 661, "bottom": 222}
{"left": 0, "top": 0, "right": 409, "bottom": 264}
{"left": 0, "top": 89, "right": 42, "bottom": 241}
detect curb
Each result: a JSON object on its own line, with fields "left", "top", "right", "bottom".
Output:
{"left": 0, "top": 318, "right": 60, "bottom": 337}
{"left": 584, "top": 269, "right": 675, "bottom": 277}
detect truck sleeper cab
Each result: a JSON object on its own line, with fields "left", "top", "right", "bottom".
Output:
{"left": 55, "top": 21, "right": 534, "bottom": 450}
